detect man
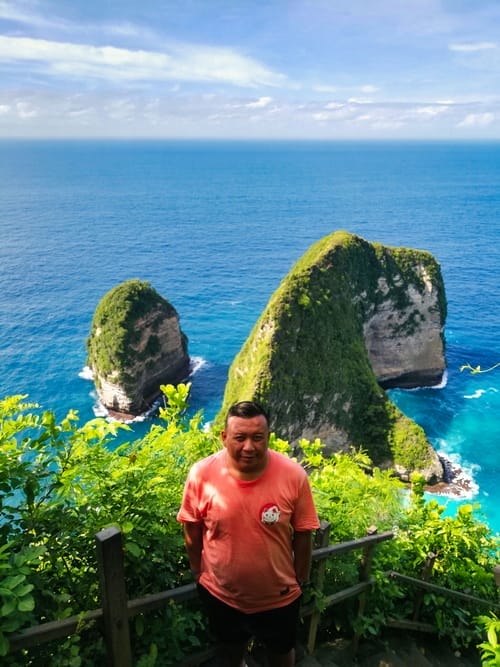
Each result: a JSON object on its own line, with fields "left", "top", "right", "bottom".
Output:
{"left": 177, "top": 401, "right": 320, "bottom": 667}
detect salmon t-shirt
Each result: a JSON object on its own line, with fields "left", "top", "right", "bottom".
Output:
{"left": 177, "top": 449, "right": 320, "bottom": 613}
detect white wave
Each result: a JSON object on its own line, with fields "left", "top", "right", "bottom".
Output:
{"left": 91, "top": 390, "right": 163, "bottom": 424}
{"left": 79, "top": 366, "right": 94, "bottom": 381}
{"left": 91, "top": 395, "right": 108, "bottom": 418}
{"left": 88, "top": 355, "right": 209, "bottom": 423}
{"left": 92, "top": 403, "right": 147, "bottom": 424}
{"left": 189, "top": 355, "right": 208, "bottom": 375}
{"left": 394, "top": 369, "right": 448, "bottom": 392}
{"left": 430, "top": 451, "right": 480, "bottom": 501}
{"left": 431, "top": 369, "right": 448, "bottom": 389}
{"left": 464, "top": 389, "right": 486, "bottom": 400}
{"left": 464, "top": 386, "right": 499, "bottom": 399}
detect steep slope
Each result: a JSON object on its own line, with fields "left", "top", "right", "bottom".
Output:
{"left": 217, "top": 231, "right": 446, "bottom": 481}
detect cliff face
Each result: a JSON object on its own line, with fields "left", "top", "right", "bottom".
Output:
{"left": 87, "top": 280, "right": 189, "bottom": 417}
{"left": 363, "top": 272, "right": 445, "bottom": 389}
{"left": 217, "top": 231, "right": 447, "bottom": 482}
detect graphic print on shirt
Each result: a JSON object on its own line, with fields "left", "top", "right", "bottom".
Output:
{"left": 260, "top": 503, "right": 281, "bottom": 525}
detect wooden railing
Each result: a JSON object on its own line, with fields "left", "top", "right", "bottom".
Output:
{"left": 7, "top": 524, "right": 499, "bottom": 666}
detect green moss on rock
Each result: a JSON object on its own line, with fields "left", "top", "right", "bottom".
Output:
{"left": 216, "top": 231, "right": 446, "bottom": 479}
{"left": 86, "top": 279, "right": 189, "bottom": 409}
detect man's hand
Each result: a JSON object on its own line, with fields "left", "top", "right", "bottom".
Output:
{"left": 183, "top": 521, "right": 203, "bottom": 578}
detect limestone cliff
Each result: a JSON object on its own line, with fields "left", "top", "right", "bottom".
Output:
{"left": 217, "top": 231, "right": 446, "bottom": 482}
{"left": 87, "top": 279, "right": 189, "bottom": 417}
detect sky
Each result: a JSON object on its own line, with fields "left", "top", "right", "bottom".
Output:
{"left": 1, "top": 0, "right": 500, "bottom": 139}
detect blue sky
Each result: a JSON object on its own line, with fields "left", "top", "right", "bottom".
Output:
{"left": 1, "top": 0, "right": 499, "bottom": 138}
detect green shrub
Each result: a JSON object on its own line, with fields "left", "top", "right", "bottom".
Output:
{"left": 0, "top": 388, "right": 497, "bottom": 664}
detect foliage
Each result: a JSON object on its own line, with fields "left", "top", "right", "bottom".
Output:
{"left": 476, "top": 614, "right": 500, "bottom": 666}
{"left": 1, "top": 388, "right": 498, "bottom": 664}
{"left": 0, "top": 542, "right": 43, "bottom": 657}
{"left": 387, "top": 408, "right": 433, "bottom": 472}
{"left": 361, "top": 475, "right": 499, "bottom": 649}
{"left": 301, "top": 438, "right": 404, "bottom": 542}
{"left": 0, "top": 387, "right": 218, "bottom": 665}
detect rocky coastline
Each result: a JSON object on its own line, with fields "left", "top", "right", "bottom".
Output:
{"left": 425, "top": 455, "right": 477, "bottom": 499}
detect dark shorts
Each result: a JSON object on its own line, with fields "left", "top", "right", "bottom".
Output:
{"left": 197, "top": 583, "right": 301, "bottom": 655}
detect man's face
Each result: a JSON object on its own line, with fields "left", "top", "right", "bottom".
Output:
{"left": 222, "top": 414, "right": 269, "bottom": 476}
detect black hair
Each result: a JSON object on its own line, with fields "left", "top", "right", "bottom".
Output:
{"left": 225, "top": 400, "right": 270, "bottom": 427}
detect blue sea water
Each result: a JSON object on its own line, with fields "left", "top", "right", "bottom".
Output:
{"left": 0, "top": 140, "right": 499, "bottom": 534}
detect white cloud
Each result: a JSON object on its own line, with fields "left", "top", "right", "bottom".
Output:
{"left": 457, "top": 112, "right": 495, "bottom": 127}
{"left": 0, "top": 35, "right": 286, "bottom": 88}
{"left": 246, "top": 96, "right": 272, "bottom": 109}
{"left": 449, "top": 42, "right": 497, "bottom": 52}
{"left": 0, "top": 0, "right": 69, "bottom": 30}
{"left": 313, "top": 84, "right": 338, "bottom": 93}
{"left": 104, "top": 98, "right": 136, "bottom": 121}
{"left": 311, "top": 111, "right": 331, "bottom": 122}
{"left": 16, "top": 100, "right": 37, "bottom": 118}
{"left": 415, "top": 105, "right": 449, "bottom": 116}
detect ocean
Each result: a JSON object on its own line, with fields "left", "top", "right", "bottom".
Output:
{"left": 0, "top": 140, "right": 499, "bottom": 534}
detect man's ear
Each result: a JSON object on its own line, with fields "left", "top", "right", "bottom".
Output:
{"left": 221, "top": 430, "right": 227, "bottom": 444}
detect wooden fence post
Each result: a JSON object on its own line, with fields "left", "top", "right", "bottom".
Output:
{"left": 351, "top": 526, "right": 378, "bottom": 654}
{"left": 494, "top": 565, "right": 500, "bottom": 588}
{"left": 95, "top": 527, "right": 132, "bottom": 667}
{"left": 306, "top": 520, "right": 331, "bottom": 655}
{"left": 412, "top": 552, "right": 437, "bottom": 621}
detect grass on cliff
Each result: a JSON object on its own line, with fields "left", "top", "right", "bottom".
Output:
{"left": 86, "top": 278, "right": 179, "bottom": 386}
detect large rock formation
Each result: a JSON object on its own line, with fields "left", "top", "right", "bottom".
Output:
{"left": 217, "top": 231, "right": 446, "bottom": 482}
{"left": 87, "top": 279, "right": 189, "bottom": 417}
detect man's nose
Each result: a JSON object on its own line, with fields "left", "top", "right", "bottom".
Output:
{"left": 242, "top": 438, "right": 255, "bottom": 450}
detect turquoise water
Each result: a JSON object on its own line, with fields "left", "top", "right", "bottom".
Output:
{"left": 0, "top": 140, "right": 498, "bottom": 533}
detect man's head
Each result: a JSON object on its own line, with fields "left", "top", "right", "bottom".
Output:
{"left": 222, "top": 401, "right": 270, "bottom": 479}
{"left": 224, "top": 400, "right": 270, "bottom": 428}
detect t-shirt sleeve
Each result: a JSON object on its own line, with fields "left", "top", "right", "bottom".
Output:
{"left": 292, "top": 474, "right": 320, "bottom": 532}
{"left": 176, "top": 467, "right": 201, "bottom": 523}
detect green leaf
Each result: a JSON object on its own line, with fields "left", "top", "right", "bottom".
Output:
{"left": 0, "top": 599, "right": 16, "bottom": 617}
{"left": 125, "top": 542, "right": 141, "bottom": 558}
{"left": 487, "top": 625, "right": 498, "bottom": 648}
{"left": 12, "top": 583, "right": 34, "bottom": 597}
{"left": 0, "top": 632, "right": 9, "bottom": 657}
{"left": 2, "top": 575, "right": 25, "bottom": 590}
{"left": 121, "top": 521, "right": 134, "bottom": 534}
{"left": 17, "top": 597, "right": 35, "bottom": 612}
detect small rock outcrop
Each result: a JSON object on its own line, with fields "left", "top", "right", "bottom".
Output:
{"left": 87, "top": 279, "right": 189, "bottom": 417}
{"left": 217, "top": 231, "right": 446, "bottom": 482}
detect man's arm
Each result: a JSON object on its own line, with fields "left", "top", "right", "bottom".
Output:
{"left": 292, "top": 530, "right": 313, "bottom": 585}
{"left": 183, "top": 521, "right": 204, "bottom": 580}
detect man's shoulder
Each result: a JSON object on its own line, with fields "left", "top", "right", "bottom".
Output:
{"left": 269, "top": 449, "right": 306, "bottom": 476}
{"left": 189, "top": 449, "right": 224, "bottom": 476}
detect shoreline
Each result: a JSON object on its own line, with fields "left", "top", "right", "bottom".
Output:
{"left": 425, "top": 456, "right": 476, "bottom": 499}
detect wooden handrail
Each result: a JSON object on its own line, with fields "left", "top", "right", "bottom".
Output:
{"left": 388, "top": 571, "right": 500, "bottom": 611}
{"left": 8, "top": 528, "right": 393, "bottom": 655}
{"left": 8, "top": 526, "right": 496, "bottom": 665}
{"left": 312, "top": 530, "right": 394, "bottom": 560}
